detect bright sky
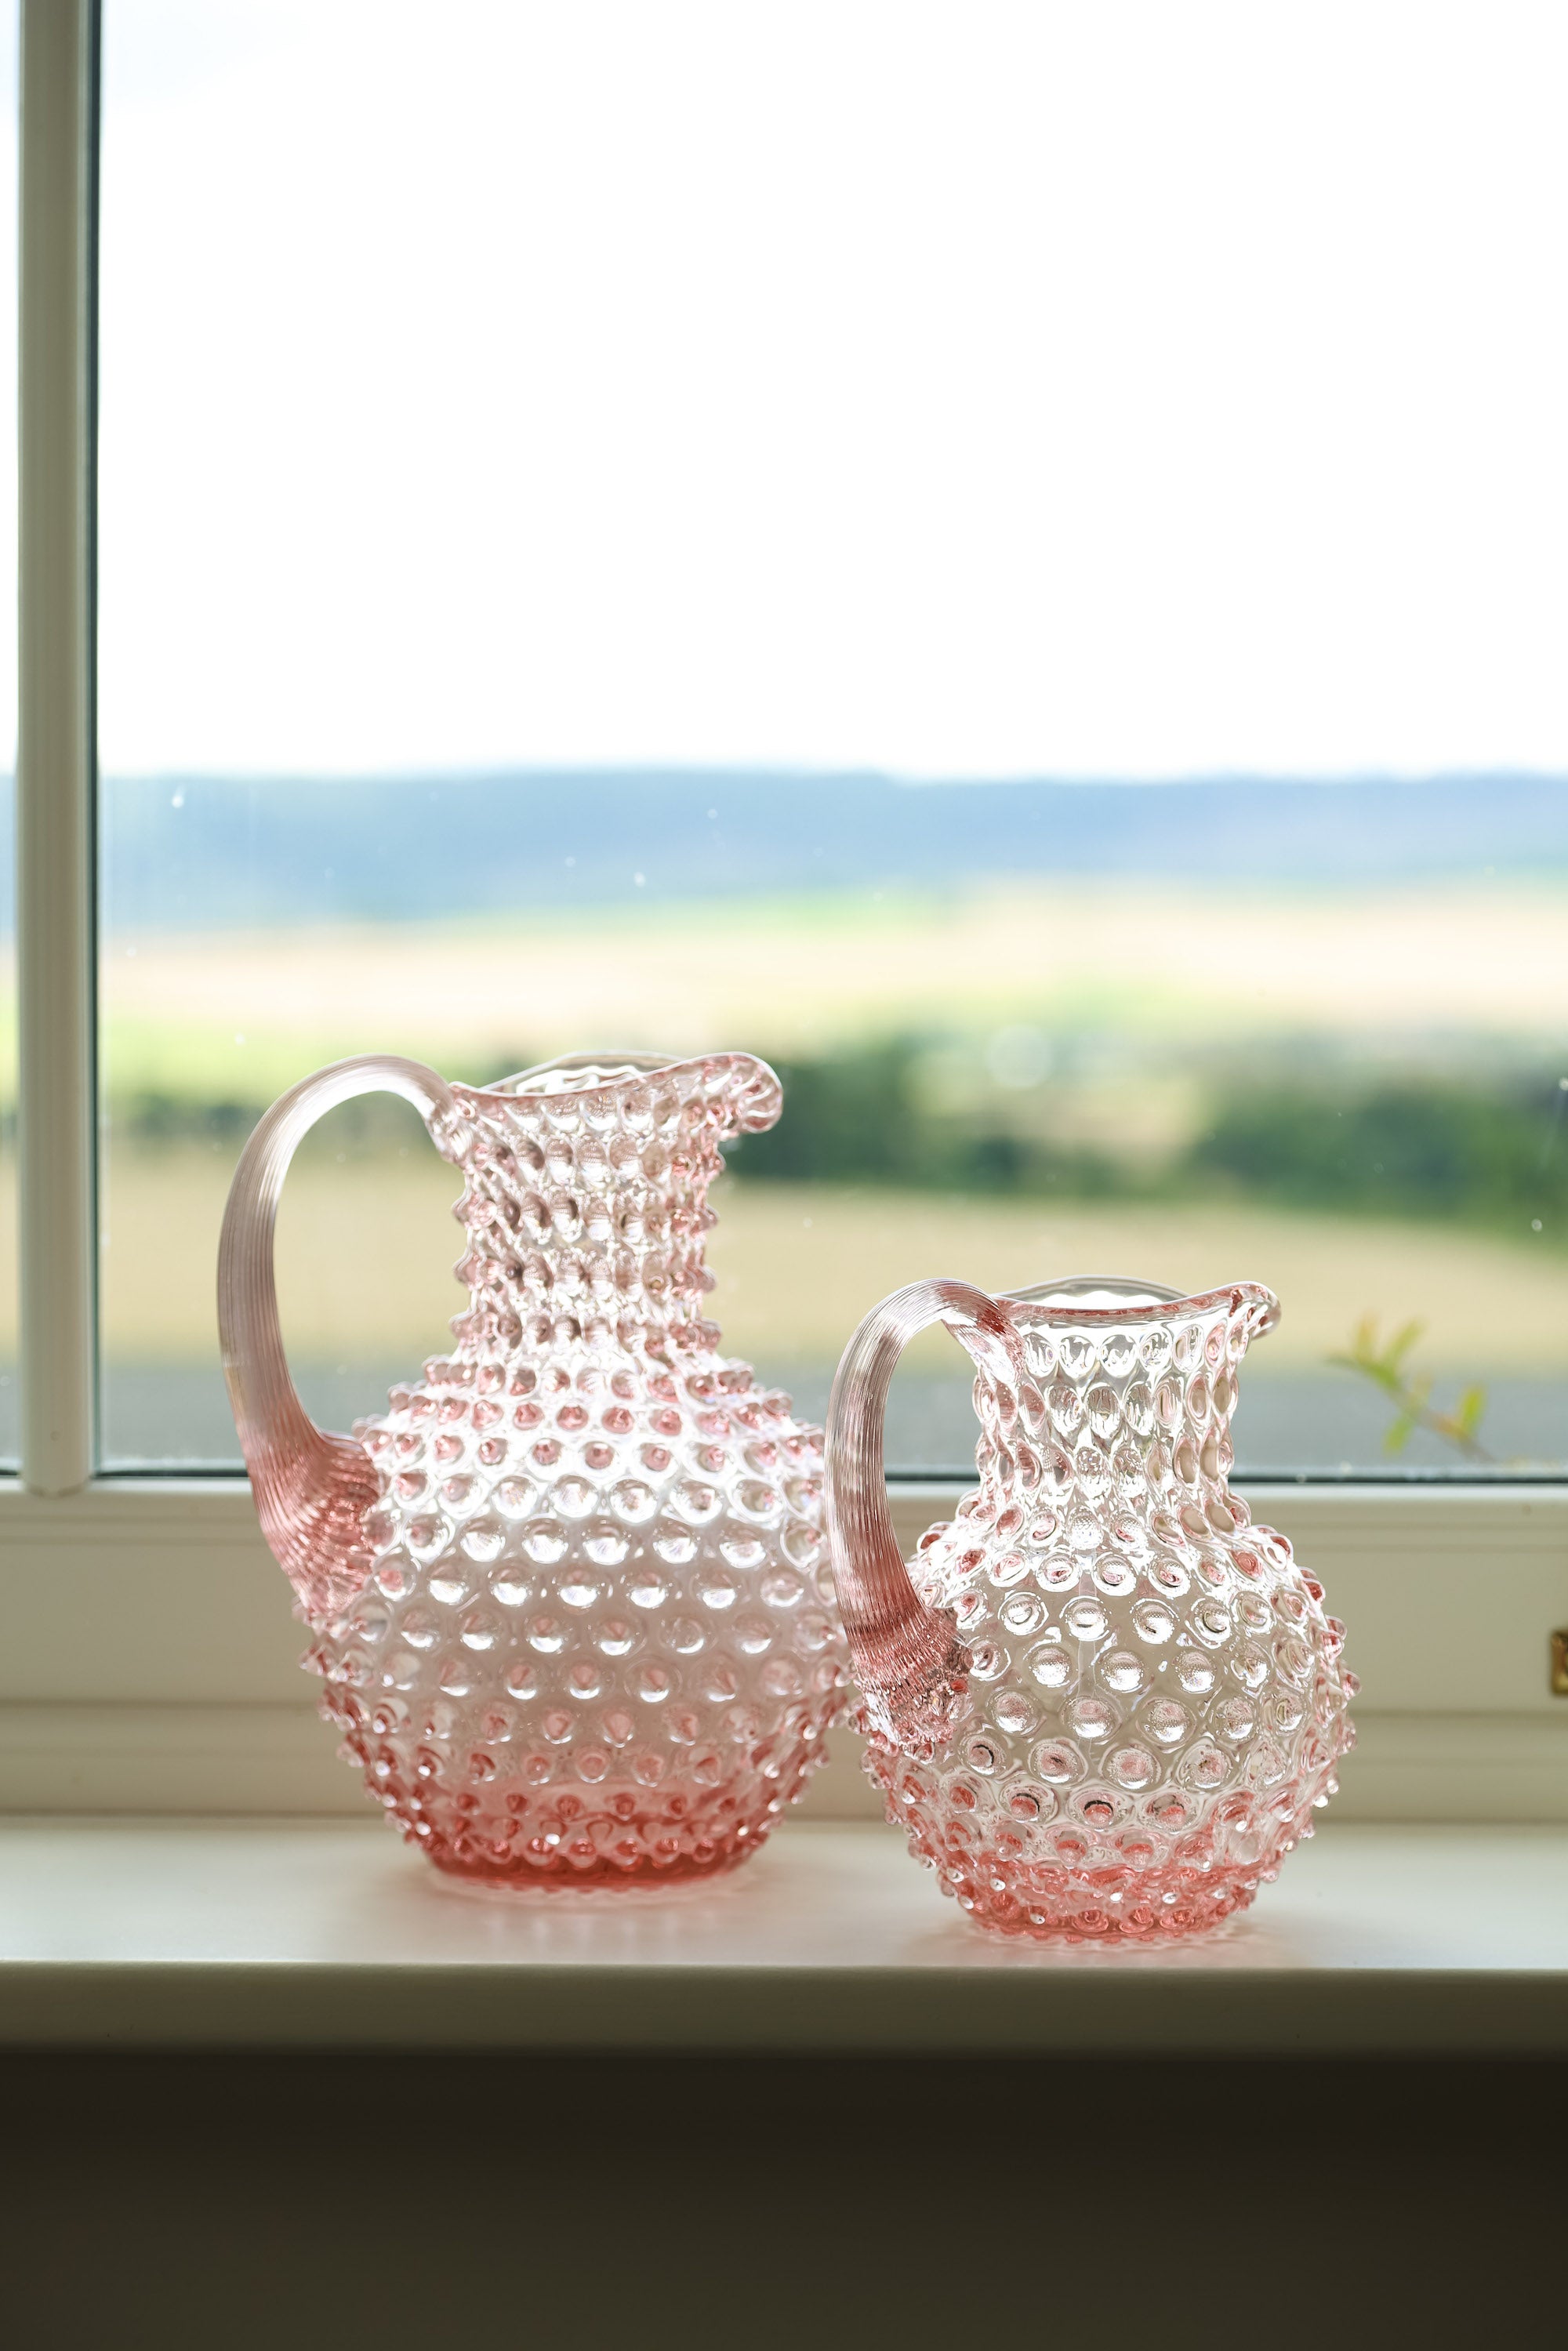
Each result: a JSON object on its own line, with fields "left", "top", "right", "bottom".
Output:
{"left": 79, "top": 0, "right": 1568, "bottom": 778}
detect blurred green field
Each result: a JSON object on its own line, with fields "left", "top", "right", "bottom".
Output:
{"left": 26, "top": 868, "right": 1560, "bottom": 1466}
{"left": 85, "top": 873, "right": 1568, "bottom": 1112}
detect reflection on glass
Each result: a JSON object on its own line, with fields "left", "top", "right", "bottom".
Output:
{"left": 96, "top": 4, "right": 1568, "bottom": 1474}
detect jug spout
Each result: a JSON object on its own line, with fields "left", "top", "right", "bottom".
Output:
{"left": 970, "top": 1275, "right": 1281, "bottom": 1524}
{"left": 437, "top": 1049, "right": 782, "bottom": 1359}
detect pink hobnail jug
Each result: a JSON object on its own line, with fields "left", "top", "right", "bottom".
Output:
{"left": 218, "top": 1049, "right": 847, "bottom": 1890}
{"left": 825, "top": 1275, "right": 1355, "bottom": 1939}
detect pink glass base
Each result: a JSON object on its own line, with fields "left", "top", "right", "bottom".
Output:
{"left": 867, "top": 1737, "right": 1308, "bottom": 1939}
{"left": 428, "top": 1855, "right": 748, "bottom": 1903}
{"left": 373, "top": 1767, "right": 782, "bottom": 1892}
{"left": 421, "top": 1840, "right": 757, "bottom": 1895}
{"left": 922, "top": 1848, "right": 1270, "bottom": 1939}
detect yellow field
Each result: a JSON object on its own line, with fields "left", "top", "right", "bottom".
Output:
{"left": 74, "top": 872, "right": 1568, "bottom": 1105}
{"left": 1, "top": 872, "right": 1560, "bottom": 1395}
{"left": 59, "top": 1148, "right": 1568, "bottom": 1377}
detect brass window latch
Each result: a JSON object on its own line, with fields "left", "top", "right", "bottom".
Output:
{"left": 1552, "top": 1631, "right": 1568, "bottom": 1698}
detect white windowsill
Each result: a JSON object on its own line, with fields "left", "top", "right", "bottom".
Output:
{"left": 4, "top": 1815, "right": 1567, "bottom": 2055}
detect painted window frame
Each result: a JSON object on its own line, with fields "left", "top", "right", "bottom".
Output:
{"left": 5, "top": 1, "right": 1566, "bottom": 1817}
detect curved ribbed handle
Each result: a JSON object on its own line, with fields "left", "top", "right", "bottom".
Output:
{"left": 217, "top": 1054, "right": 457, "bottom": 1624}
{"left": 825, "top": 1278, "right": 1019, "bottom": 1748}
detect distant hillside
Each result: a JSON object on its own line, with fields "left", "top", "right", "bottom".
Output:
{"left": 5, "top": 770, "right": 1568, "bottom": 932}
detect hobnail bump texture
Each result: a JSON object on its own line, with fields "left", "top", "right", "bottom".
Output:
{"left": 220, "top": 1050, "right": 848, "bottom": 1889}
{"left": 826, "top": 1275, "right": 1356, "bottom": 1939}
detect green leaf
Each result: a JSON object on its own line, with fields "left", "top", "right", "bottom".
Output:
{"left": 1331, "top": 1312, "right": 1494, "bottom": 1465}
{"left": 1384, "top": 1319, "right": 1425, "bottom": 1370}
{"left": 1454, "top": 1384, "right": 1487, "bottom": 1438}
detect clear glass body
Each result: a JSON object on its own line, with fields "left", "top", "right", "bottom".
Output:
{"left": 826, "top": 1275, "right": 1356, "bottom": 1939}
{"left": 219, "top": 1050, "right": 847, "bottom": 1888}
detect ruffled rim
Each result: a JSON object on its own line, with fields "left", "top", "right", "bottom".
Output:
{"left": 448, "top": 1049, "right": 783, "bottom": 1137}
{"left": 1001, "top": 1273, "right": 1280, "bottom": 1336}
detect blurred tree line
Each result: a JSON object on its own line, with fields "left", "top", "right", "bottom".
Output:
{"left": 728, "top": 1041, "right": 1568, "bottom": 1242}
{"left": 111, "top": 1037, "right": 1568, "bottom": 1243}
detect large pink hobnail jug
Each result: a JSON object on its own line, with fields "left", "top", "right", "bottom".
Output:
{"left": 219, "top": 1048, "right": 847, "bottom": 1890}
{"left": 825, "top": 1274, "right": 1355, "bottom": 1939}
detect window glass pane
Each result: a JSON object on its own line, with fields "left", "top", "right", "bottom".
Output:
{"left": 0, "top": 1, "right": 17, "bottom": 1464}
{"left": 97, "top": 2, "right": 1568, "bottom": 1476}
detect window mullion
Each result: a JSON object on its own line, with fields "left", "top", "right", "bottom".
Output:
{"left": 16, "top": 0, "right": 97, "bottom": 1494}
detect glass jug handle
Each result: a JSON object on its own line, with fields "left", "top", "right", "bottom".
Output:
{"left": 825, "top": 1278, "right": 1014, "bottom": 1747}
{"left": 217, "top": 1054, "right": 457, "bottom": 1618}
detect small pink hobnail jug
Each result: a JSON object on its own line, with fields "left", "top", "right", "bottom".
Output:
{"left": 218, "top": 1048, "right": 848, "bottom": 1891}
{"left": 825, "top": 1275, "right": 1356, "bottom": 1939}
